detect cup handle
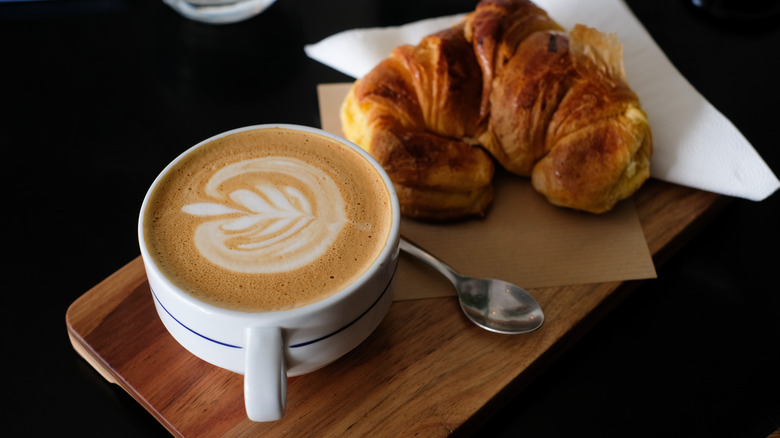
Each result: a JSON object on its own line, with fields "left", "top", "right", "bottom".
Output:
{"left": 244, "top": 326, "right": 286, "bottom": 421}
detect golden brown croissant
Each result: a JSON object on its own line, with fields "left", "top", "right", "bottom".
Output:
{"left": 341, "top": 24, "right": 495, "bottom": 220}
{"left": 341, "top": 0, "right": 652, "bottom": 218}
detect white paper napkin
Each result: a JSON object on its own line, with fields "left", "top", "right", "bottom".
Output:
{"left": 305, "top": 0, "right": 779, "bottom": 202}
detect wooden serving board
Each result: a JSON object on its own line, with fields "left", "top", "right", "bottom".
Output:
{"left": 66, "top": 180, "right": 725, "bottom": 437}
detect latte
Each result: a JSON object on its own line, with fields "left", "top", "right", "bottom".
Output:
{"left": 143, "top": 127, "right": 393, "bottom": 312}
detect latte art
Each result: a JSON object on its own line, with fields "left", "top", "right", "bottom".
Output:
{"left": 181, "top": 156, "right": 348, "bottom": 274}
{"left": 143, "top": 127, "right": 393, "bottom": 312}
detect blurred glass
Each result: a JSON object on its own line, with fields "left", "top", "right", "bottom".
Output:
{"left": 690, "top": 0, "right": 780, "bottom": 25}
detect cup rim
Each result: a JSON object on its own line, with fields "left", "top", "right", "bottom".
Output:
{"left": 137, "top": 123, "right": 401, "bottom": 319}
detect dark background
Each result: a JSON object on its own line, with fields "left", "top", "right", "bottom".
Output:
{"left": 2, "top": 0, "right": 778, "bottom": 436}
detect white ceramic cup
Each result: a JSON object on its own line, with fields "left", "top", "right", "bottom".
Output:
{"left": 163, "top": 0, "right": 276, "bottom": 24}
{"left": 138, "top": 124, "right": 400, "bottom": 421}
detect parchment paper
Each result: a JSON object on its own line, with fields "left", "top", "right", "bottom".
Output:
{"left": 318, "top": 83, "right": 656, "bottom": 301}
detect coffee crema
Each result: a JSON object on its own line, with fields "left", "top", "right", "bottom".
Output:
{"left": 143, "top": 127, "right": 392, "bottom": 312}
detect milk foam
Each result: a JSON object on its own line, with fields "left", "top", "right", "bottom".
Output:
{"left": 181, "top": 156, "right": 348, "bottom": 274}
{"left": 144, "top": 127, "right": 392, "bottom": 312}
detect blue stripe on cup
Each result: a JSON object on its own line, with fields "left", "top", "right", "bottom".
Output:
{"left": 151, "top": 266, "right": 395, "bottom": 351}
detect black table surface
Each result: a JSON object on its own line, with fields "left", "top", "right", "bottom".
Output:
{"left": 3, "top": 0, "right": 779, "bottom": 436}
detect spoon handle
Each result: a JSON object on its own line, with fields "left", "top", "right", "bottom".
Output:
{"left": 399, "top": 236, "right": 460, "bottom": 285}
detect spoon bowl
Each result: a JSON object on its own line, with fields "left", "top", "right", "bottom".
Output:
{"left": 399, "top": 237, "right": 544, "bottom": 334}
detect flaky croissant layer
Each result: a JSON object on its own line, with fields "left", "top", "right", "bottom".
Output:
{"left": 341, "top": 0, "right": 652, "bottom": 219}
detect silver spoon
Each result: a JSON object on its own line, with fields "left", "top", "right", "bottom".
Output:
{"left": 399, "top": 236, "right": 544, "bottom": 334}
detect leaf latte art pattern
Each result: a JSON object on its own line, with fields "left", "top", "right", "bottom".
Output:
{"left": 181, "top": 157, "right": 348, "bottom": 274}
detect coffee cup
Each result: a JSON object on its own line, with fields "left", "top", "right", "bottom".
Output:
{"left": 163, "top": 0, "right": 276, "bottom": 24}
{"left": 138, "top": 124, "right": 400, "bottom": 421}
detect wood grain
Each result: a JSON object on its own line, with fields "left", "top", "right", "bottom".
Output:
{"left": 66, "top": 179, "right": 724, "bottom": 437}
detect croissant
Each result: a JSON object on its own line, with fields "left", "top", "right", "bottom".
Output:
{"left": 341, "top": 0, "right": 652, "bottom": 219}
